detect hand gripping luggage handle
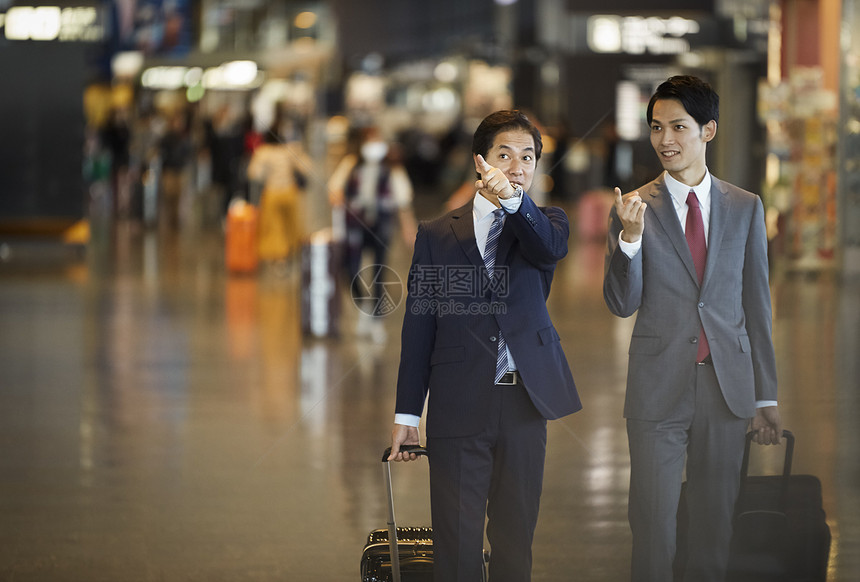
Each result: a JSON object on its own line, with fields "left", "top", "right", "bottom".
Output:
{"left": 740, "top": 429, "right": 794, "bottom": 478}
{"left": 382, "top": 444, "right": 428, "bottom": 462}
{"left": 381, "top": 445, "right": 428, "bottom": 582}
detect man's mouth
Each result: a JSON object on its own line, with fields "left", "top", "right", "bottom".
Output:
{"left": 661, "top": 151, "right": 679, "bottom": 159}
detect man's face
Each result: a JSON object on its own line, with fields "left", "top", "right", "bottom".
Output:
{"left": 478, "top": 129, "right": 537, "bottom": 194}
{"left": 649, "top": 98, "right": 716, "bottom": 185}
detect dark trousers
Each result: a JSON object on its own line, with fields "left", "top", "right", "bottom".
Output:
{"left": 626, "top": 362, "right": 748, "bottom": 582}
{"left": 345, "top": 221, "right": 391, "bottom": 301}
{"left": 427, "top": 383, "right": 547, "bottom": 582}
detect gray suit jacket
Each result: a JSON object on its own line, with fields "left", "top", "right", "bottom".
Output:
{"left": 604, "top": 174, "right": 777, "bottom": 421}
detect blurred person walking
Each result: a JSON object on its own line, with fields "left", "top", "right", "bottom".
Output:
{"left": 328, "top": 127, "right": 417, "bottom": 340}
{"left": 158, "top": 112, "right": 192, "bottom": 230}
{"left": 603, "top": 75, "right": 781, "bottom": 582}
{"left": 246, "top": 123, "right": 311, "bottom": 273}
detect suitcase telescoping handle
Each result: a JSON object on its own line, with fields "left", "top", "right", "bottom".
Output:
{"left": 736, "top": 429, "right": 795, "bottom": 517}
{"left": 381, "top": 445, "right": 428, "bottom": 582}
{"left": 740, "top": 429, "right": 795, "bottom": 479}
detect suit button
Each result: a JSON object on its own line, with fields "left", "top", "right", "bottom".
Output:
{"left": 690, "top": 337, "right": 698, "bottom": 344}
{"left": 698, "top": 302, "right": 705, "bottom": 308}
{"left": 490, "top": 336, "right": 497, "bottom": 342}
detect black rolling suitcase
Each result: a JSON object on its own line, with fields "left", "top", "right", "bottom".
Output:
{"left": 360, "top": 446, "right": 488, "bottom": 582}
{"left": 675, "top": 430, "right": 831, "bottom": 581}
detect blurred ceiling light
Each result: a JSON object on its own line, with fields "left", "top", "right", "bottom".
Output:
{"left": 141, "top": 67, "right": 187, "bottom": 90}
{"left": 434, "top": 62, "right": 458, "bottom": 83}
{"left": 184, "top": 67, "right": 203, "bottom": 87}
{"left": 295, "top": 11, "right": 317, "bottom": 29}
{"left": 112, "top": 51, "right": 144, "bottom": 78}
{"left": 589, "top": 15, "right": 698, "bottom": 55}
{"left": 615, "top": 81, "right": 642, "bottom": 141}
{"left": 5, "top": 6, "right": 61, "bottom": 41}
{"left": 142, "top": 62, "right": 263, "bottom": 91}
{"left": 494, "top": 0, "right": 518, "bottom": 5}
{"left": 422, "top": 87, "right": 458, "bottom": 112}
{"left": 588, "top": 16, "right": 622, "bottom": 53}
{"left": 221, "top": 61, "right": 259, "bottom": 86}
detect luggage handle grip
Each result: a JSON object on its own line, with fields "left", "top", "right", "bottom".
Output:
{"left": 736, "top": 429, "right": 795, "bottom": 519}
{"left": 382, "top": 445, "right": 428, "bottom": 462}
{"left": 741, "top": 429, "right": 794, "bottom": 479}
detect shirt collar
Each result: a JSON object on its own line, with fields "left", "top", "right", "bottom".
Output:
{"left": 664, "top": 169, "right": 711, "bottom": 208}
{"left": 473, "top": 192, "right": 501, "bottom": 222}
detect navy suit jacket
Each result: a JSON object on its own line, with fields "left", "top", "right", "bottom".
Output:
{"left": 395, "top": 194, "right": 581, "bottom": 438}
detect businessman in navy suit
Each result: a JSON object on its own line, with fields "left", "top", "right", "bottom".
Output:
{"left": 388, "top": 110, "right": 582, "bottom": 581}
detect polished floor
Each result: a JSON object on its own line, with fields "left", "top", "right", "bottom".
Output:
{"left": 1, "top": 196, "right": 858, "bottom": 581}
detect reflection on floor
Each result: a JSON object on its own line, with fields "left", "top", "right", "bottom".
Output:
{"left": 1, "top": 207, "right": 858, "bottom": 581}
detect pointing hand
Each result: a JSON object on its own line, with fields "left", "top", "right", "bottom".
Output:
{"left": 475, "top": 155, "right": 515, "bottom": 200}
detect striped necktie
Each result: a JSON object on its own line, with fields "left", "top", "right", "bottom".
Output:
{"left": 484, "top": 208, "right": 508, "bottom": 383}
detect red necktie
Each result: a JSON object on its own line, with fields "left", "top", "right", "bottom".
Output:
{"left": 686, "top": 190, "right": 710, "bottom": 362}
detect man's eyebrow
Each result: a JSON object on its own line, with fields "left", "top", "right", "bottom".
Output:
{"left": 650, "top": 118, "right": 689, "bottom": 125}
{"left": 497, "top": 144, "right": 535, "bottom": 152}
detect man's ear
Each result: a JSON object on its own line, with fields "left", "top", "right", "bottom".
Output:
{"left": 702, "top": 120, "right": 717, "bottom": 143}
{"left": 473, "top": 153, "right": 481, "bottom": 174}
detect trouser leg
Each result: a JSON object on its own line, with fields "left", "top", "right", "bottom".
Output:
{"left": 486, "top": 385, "right": 547, "bottom": 582}
{"left": 428, "top": 435, "right": 493, "bottom": 582}
{"left": 682, "top": 364, "right": 747, "bottom": 582}
{"left": 626, "top": 417, "right": 689, "bottom": 582}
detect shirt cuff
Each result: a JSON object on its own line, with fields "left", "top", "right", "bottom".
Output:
{"left": 618, "top": 232, "right": 641, "bottom": 258}
{"left": 756, "top": 401, "right": 778, "bottom": 408}
{"left": 395, "top": 413, "right": 421, "bottom": 427}
{"left": 499, "top": 189, "right": 523, "bottom": 213}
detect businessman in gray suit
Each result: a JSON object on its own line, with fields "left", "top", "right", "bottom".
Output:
{"left": 604, "top": 76, "right": 782, "bottom": 582}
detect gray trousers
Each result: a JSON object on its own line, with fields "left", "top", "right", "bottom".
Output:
{"left": 627, "top": 362, "right": 748, "bottom": 582}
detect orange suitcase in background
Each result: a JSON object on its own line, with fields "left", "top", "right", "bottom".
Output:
{"left": 225, "top": 199, "right": 259, "bottom": 274}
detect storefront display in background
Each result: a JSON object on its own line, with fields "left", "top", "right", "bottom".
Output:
{"left": 759, "top": 67, "right": 838, "bottom": 270}
{"left": 838, "top": 0, "right": 860, "bottom": 274}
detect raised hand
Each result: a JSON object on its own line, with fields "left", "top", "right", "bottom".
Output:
{"left": 614, "top": 187, "right": 647, "bottom": 243}
{"left": 475, "top": 154, "right": 516, "bottom": 201}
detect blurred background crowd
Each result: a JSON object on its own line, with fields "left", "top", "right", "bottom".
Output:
{"left": 1, "top": 0, "right": 858, "bottom": 279}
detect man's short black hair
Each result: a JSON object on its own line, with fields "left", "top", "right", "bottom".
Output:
{"left": 646, "top": 75, "right": 720, "bottom": 128}
{"left": 472, "top": 110, "right": 543, "bottom": 161}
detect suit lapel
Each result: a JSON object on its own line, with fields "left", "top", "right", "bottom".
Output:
{"left": 450, "top": 201, "right": 485, "bottom": 270}
{"left": 702, "top": 176, "right": 730, "bottom": 291}
{"left": 645, "top": 178, "right": 700, "bottom": 286}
